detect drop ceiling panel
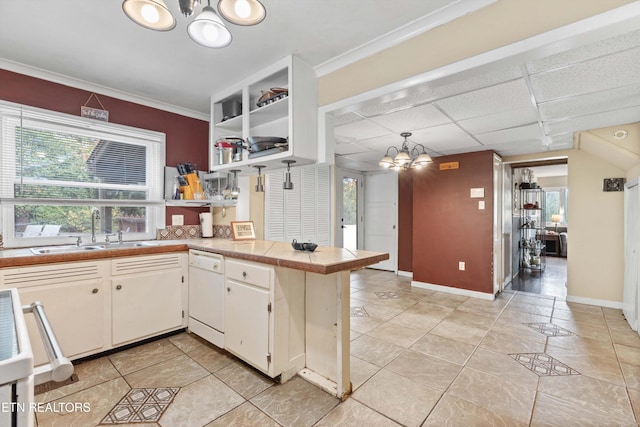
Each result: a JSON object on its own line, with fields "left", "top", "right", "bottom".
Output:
{"left": 367, "top": 103, "right": 451, "bottom": 133}
{"left": 526, "top": 28, "right": 640, "bottom": 74}
{"left": 434, "top": 79, "right": 535, "bottom": 121}
{"left": 334, "top": 142, "right": 370, "bottom": 156}
{"left": 538, "top": 84, "right": 640, "bottom": 121}
{"left": 530, "top": 46, "right": 640, "bottom": 102}
{"left": 341, "top": 150, "right": 386, "bottom": 162}
{"left": 410, "top": 123, "right": 482, "bottom": 151}
{"left": 334, "top": 120, "right": 393, "bottom": 141}
{"left": 357, "top": 134, "right": 407, "bottom": 151}
{"left": 331, "top": 112, "right": 364, "bottom": 127}
{"left": 543, "top": 105, "right": 640, "bottom": 135}
{"left": 476, "top": 124, "right": 541, "bottom": 145}
{"left": 457, "top": 108, "right": 538, "bottom": 134}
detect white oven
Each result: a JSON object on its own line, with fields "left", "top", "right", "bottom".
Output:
{"left": 188, "top": 250, "right": 225, "bottom": 348}
{"left": 0, "top": 289, "right": 73, "bottom": 427}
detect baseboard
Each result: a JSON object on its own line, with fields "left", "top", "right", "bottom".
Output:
{"left": 397, "top": 270, "right": 413, "bottom": 279}
{"left": 411, "top": 280, "right": 495, "bottom": 301}
{"left": 565, "top": 295, "right": 623, "bottom": 309}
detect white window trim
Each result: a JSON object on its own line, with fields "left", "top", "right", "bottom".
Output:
{"left": 544, "top": 186, "right": 568, "bottom": 227}
{"left": 0, "top": 101, "right": 166, "bottom": 248}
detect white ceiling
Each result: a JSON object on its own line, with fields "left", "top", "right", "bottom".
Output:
{"left": 1, "top": 1, "right": 640, "bottom": 173}
{"left": 332, "top": 22, "right": 640, "bottom": 171}
{"left": 0, "top": 0, "right": 471, "bottom": 117}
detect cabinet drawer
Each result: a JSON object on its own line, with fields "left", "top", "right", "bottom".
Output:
{"left": 226, "top": 259, "right": 272, "bottom": 289}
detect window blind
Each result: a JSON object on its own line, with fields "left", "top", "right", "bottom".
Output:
{"left": 0, "top": 101, "right": 166, "bottom": 246}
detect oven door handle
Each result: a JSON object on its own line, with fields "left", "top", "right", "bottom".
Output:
{"left": 23, "top": 301, "right": 74, "bottom": 384}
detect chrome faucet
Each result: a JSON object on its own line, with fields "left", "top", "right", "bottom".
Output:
{"left": 91, "top": 208, "right": 100, "bottom": 243}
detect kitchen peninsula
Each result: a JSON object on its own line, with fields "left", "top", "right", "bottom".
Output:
{"left": 0, "top": 239, "right": 388, "bottom": 398}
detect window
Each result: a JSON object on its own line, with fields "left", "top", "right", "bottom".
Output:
{"left": 544, "top": 187, "right": 568, "bottom": 227}
{"left": 0, "top": 102, "right": 165, "bottom": 247}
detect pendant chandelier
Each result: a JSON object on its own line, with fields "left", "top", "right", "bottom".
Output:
{"left": 122, "top": 0, "right": 266, "bottom": 48}
{"left": 379, "top": 132, "right": 433, "bottom": 170}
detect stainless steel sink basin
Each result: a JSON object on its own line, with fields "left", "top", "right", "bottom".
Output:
{"left": 93, "top": 242, "right": 146, "bottom": 249}
{"left": 30, "top": 245, "right": 103, "bottom": 255}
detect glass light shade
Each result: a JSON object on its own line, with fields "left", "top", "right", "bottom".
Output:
{"left": 122, "top": 0, "right": 176, "bottom": 31}
{"left": 551, "top": 214, "right": 561, "bottom": 223}
{"left": 188, "top": 5, "right": 232, "bottom": 48}
{"left": 379, "top": 155, "right": 394, "bottom": 168}
{"left": 413, "top": 153, "right": 433, "bottom": 167}
{"left": 217, "top": 0, "right": 266, "bottom": 25}
{"left": 394, "top": 151, "right": 411, "bottom": 166}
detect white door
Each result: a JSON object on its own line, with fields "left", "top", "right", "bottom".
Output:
{"left": 335, "top": 169, "right": 364, "bottom": 249}
{"left": 364, "top": 171, "right": 398, "bottom": 271}
{"left": 623, "top": 179, "right": 639, "bottom": 331}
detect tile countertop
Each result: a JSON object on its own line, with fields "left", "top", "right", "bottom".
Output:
{"left": 0, "top": 239, "right": 389, "bottom": 275}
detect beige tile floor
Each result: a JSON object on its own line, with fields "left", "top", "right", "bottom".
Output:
{"left": 34, "top": 269, "right": 640, "bottom": 426}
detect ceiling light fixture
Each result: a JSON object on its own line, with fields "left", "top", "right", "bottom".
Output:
{"left": 282, "top": 160, "right": 296, "bottom": 190}
{"left": 254, "top": 165, "right": 265, "bottom": 192}
{"left": 379, "top": 132, "right": 433, "bottom": 171}
{"left": 123, "top": 0, "right": 265, "bottom": 48}
{"left": 188, "top": 0, "right": 232, "bottom": 48}
{"left": 122, "top": 0, "right": 176, "bottom": 31}
{"left": 217, "top": 0, "right": 266, "bottom": 26}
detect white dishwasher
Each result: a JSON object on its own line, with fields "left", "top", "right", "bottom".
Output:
{"left": 188, "top": 250, "right": 225, "bottom": 348}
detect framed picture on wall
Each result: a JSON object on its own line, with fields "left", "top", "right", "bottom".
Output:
{"left": 231, "top": 221, "right": 256, "bottom": 240}
{"left": 603, "top": 178, "right": 624, "bottom": 192}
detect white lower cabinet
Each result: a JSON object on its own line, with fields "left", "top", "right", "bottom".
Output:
{"left": 111, "top": 253, "right": 186, "bottom": 346}
{"left": 224, "top": 259, "right": 305, "bottom": 379}
{"left": 0, "top": 253, "right": 187, "bottom": 366}
{"left": 0, "top": 261, "right": 109, "bottom": 366}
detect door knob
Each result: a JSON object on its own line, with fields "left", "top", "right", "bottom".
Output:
{"left": 92, "top": 288, "right": 99, "bottom": 294}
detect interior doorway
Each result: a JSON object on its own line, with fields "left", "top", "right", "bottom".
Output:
{"left": 335, "top": 169, "right": 363, "bottom": 250}
{"left": 507, "top": 163, "right": 568, "bottom": 298}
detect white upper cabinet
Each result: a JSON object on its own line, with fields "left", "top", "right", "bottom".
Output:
{"left": 209, "top": 55, "right": 318, "bottom": 173}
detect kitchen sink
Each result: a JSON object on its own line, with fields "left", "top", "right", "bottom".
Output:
{"left": 30, "top": 245, "right": 104, "bottom": 255}
{"left": 93, "top": 242, "right": 145, "bottom": 249}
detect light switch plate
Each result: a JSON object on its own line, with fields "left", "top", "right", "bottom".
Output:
{"left": 479, "top": 200, "right": 485, "bottom": 210}
{"left": 172, "top": 215, "right": 184, "bottom": 226}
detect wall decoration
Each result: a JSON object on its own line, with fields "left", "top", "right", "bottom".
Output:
{"left": 603, "top": 178, "right": 625, "bottom": 192}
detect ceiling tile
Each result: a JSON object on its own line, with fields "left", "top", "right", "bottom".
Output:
{"left": 526, "top": 28, "right": 640, "bottom": 74}
{"left": 334, "top": 142, "right": 370, "bottom": 156}
{"left": 530, "top": 46, "right": 640, "bottom": 102}
{"left": 334, "top": 119, "right": 392, "bottom": 141}
{"left": 476, "top": 124, "right": 541, "bottom": 145}
{"left": 367, "top": 103, "right": 451, "bottom": 133}
{"left": 543, "top": 105, "right": 640, "bottom": 135}
{"left": 538, "top": 84, "right": 640, "bottom": 121}
{"left": 458, "top": 108, "right": 538, "bottom": 134}
{"left": 434, "top": 79, "right": 534, "bottom": 121}
{"left": 410, "top": 123, "right": 482, "bottom": 152}
{"left": 331, "top": 112, "right": 364, "bottom": 127}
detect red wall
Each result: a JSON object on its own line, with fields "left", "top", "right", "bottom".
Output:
{"left": 0, "top": 69, "right": 209, "bottom": 225}
{"left": 412, "top": 151, "right": 495, "bottom": 294}
{"left": 398, "top": 171, "right": 413, "bottom": 272}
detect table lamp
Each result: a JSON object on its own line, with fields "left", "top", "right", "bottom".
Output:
{"left": 551, "top": 214, "right": 561, "bottom": 232}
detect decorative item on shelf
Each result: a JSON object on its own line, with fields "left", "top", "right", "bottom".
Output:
{"left": 230, "top": 221, "right": 255, "bottom": 240}
{"left": 256, "top": 87, "right": 288, "bottom": 107}
{"left": 291, "top": 239, "right": 318, "bottom": 252}
{"left": 523, "top": 203, "right": 536, "bottom": 209}
{"left": 122, "top": 0, "right": 265, "bottom": 48}
{"left": 551, "top": 214, "right": 561, "bottom": 232}
{"left": 282, "top": 160, "right": 296, "bottom": 190}
{"left": 221, "top": 99, "right": 241, "bottom": 121}
{"left": 253, "top": 165, "right": 265, "bottom": 192}
{"left": 379, "top": 132, "right": 432, "bottom": 170}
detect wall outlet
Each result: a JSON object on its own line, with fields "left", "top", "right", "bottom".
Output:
{"left": 459, "top": 261, "right": 465, "bottom": 271}
{"left": 478, "top": 200, "right": 485, "bottom": 210}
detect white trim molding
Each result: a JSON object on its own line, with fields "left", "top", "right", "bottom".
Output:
{"left": 0, "top": 59, "right": 209, "bottom": 121}
{"left": 314, "top": 0, "right": 498, "bottom": 77}
{"left": 565, "top": 295, "right": 623, "bottom": 310}
{"left": 412, "top": 280, "right": 495, "bottom": 301}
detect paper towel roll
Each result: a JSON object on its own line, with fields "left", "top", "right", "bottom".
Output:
{"left": 199, "top": 213, "right": 213, "bottom": 237}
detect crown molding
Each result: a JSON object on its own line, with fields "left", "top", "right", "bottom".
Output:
{"left": 313, "top": 0, "right": 497, "bottom": 77}
{"left": 0, "top": 59, "right": 210, "bottom": 121}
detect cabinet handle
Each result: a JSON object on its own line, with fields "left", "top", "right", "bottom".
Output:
{"left": 242, "top": 271, "right": 247, "bottom": 279}
{"left": 92, "top": 288, "right": 99, "bottom": 294}
{"left": 227, "top": 287, "right": 231, "bottom": 292}
{"left": 213, "top": 264, "right": 218, "bottom": 270}
{"left": 116, "top": 284, "right": 122, "bottom": 290}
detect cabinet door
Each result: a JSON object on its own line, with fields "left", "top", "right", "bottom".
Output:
{"left": 112, "top": 269, "right": 183, "bottom": 346}
{"left": 19, "top": 279, "right": 104, "bottom": 366}
{"left": 224, "top": 279, "right": 270, "bottom": 372}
